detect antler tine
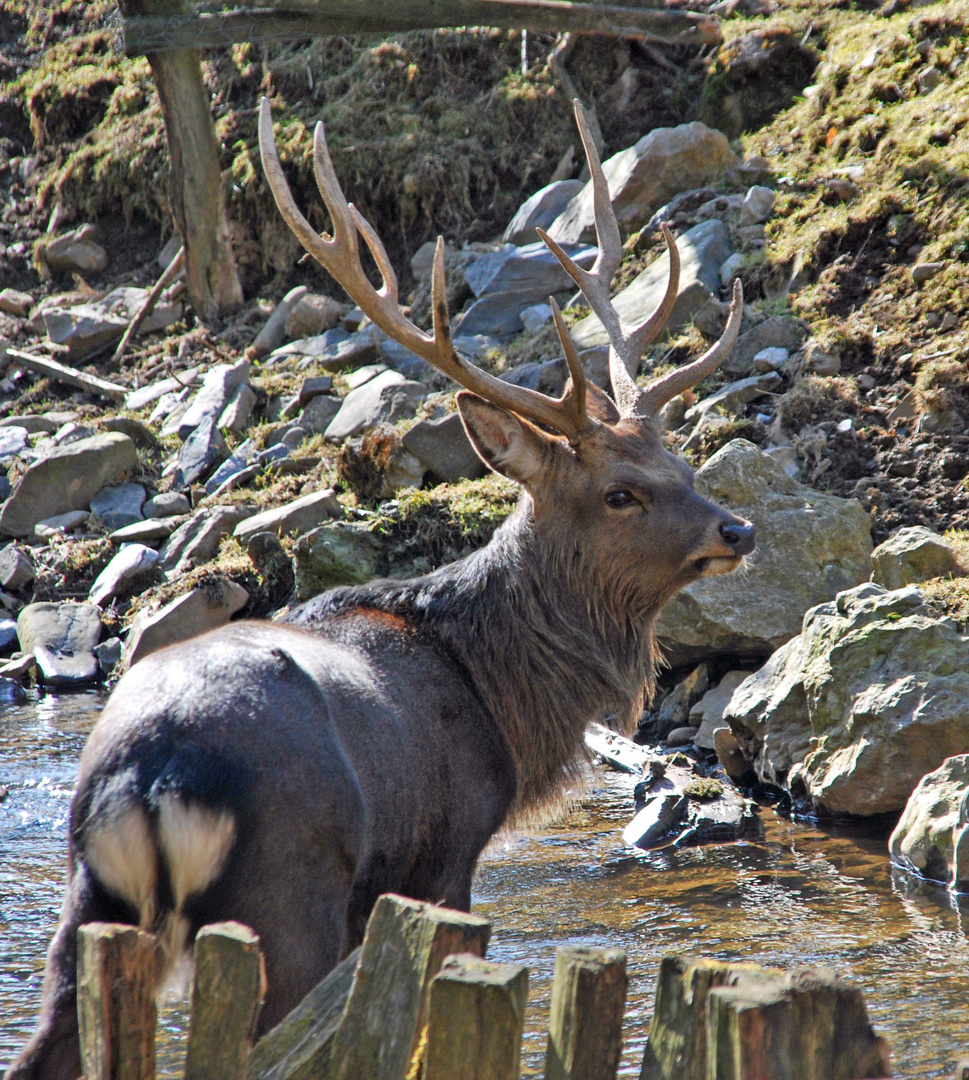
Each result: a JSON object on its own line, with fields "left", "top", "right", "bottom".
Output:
{"left": 549, "top": 296, "right": 588, "bottom": 433}
{"left": 258, "top": 97, "right": 593, "bottom": 443}
{"left": 636, "top": 278, "right": 745, "bottom": 418}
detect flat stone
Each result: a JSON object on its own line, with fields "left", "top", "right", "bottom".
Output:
{"left": 667, "top": 726, "right": 699, "bottom": 747}
{"left": 234, "top": 489, "right": 342, "bottom": 543}
{"left": 503, "top": 179, "right": 585, "bottom": 245}
{"left": 109, "top": 517, "right": 183, "bottom": 544}
{"left": 0, "top": 288, "right": 33, "bottom": 318}
{"left": 44, "top": 287, "right": 182, "bottom": 360}
{"left": 871, "top": 526, "right": 958, "bottom": 590}
{"left": 280, "top": 326, "right": 381, "bottom": 371}
{"left": 44, "top": 225, "right": 108, "bottom": 275}
{"left": 17, "top": 600, "right": 101, "bottom": 654}
{"left": 324, "top": 370, "right": 426, "bottom": 442}
{"left": 570, "top": 220, "right": 733, "bottom": 352}
{"left": 721, "top": 317, "right": 808, "bottom": 376}
{"left": 34, "top": 644, "right": 99, "bottom": 686}
{"left": 738, "top": 185, "right": 775, "bottom": 226}
{"left": 912, "top": 261, "right": 945, "bottom": 284}
{"left": 0, "top": 432, "right": 137, "bottom": 538}
{"left": 377, "top": 339, "right": 445, "bottom": 387}
{"left": 160, "top": 504, "right": 253, "bottom": 574}
{"left": 89, "top": 482, "right": 146, "bottom": 530}
{"left": 464, "top": 240, "right": 597, "bottom": 299}
{"left": 295, "top": 375, "right": 334, "bottom": 407}
{"left": 293, "top": 521, "right": 382, "bottom": 599}
{"left": 402, "top": 412, "right": 486, "bottom": 483}
{"left": 0, "top": 415, "right": 55, "bottom": 434}
{"left": 890, "top": 754, "right": 969, "bottom": 890}
{"left": 124, "top": 579, "right": 249, "bottom": 668}
{"left": 520, "top": 303, "right": 553, "bottom": 334}
{"left": 0, "top": 654, "right": 35, "bottom": 680}
{"left": 93, "top": 636, "right": 123, "bottom": 674}
{"left": 143, "top": 491, "right": 191, "bottom": 518}
{"left": 284, "top": 293, "right": 346, "bottom": 339}
{"left": 173, "top": 416, "right": 227, "bottom": 489}
{"left": 0, "top": 618, "right": 18, "bottom": 650}
{"left": 547, "top": 123, "right": 739, "bottom": 245}
{"left": 218, "top": 383, "right": 257, "bottom": 434}
{"left": 0, "top": 545, "right": 35, "bottom": 591}
{"left": 203, "top": 439, "right": 257, "bottom": 494}
{"left": 177, "top": 359, "right": 250, "bottom": 439}
{"left": 89, "top": 544, "right": 160, "bottom": 607}
{"left": 124, "top": 368, "right": 200, "bottom": 412}
{"left": 684, "top": 372, "right": 782, "bottom": 423}
{"left": 0, "top": 427, "right": 27, "bottom": 461}
{"left": 101, "top": 416, "right": 159, "bottom": 450}
{"left": 690, "top": 670, "right": 750, "bottom": 750}
{"left": 753, "top": 347, "right": 789, "bottom": 372}
{"left": 249, "top": 286, "right": 308, "bottom": 358}
{"left": 34, "top": 510, "right": 90, "bottom": 538}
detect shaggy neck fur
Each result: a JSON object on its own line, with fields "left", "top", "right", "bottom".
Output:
{"left": 302, "top": 496, "right": 664, "bottom": 817}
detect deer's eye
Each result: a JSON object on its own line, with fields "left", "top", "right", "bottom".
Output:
{"left": 605, "top": 489, "right": 636, "bottom": 509}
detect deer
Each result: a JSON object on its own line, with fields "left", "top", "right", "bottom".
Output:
{"left": 7, "top": 97, "right": 754, "bottom": 1080}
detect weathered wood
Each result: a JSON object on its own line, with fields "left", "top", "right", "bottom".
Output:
{"left": 185, "top": 922, "right": 266, "bottom": 1080}
{"left": 246, "top": 947, "right": 360, "bottom": 1080}
{"left": 77, "top": 922, "right": 158, "bottom": 1080}
{"left": 640, "top": 957, "right": 891, "bottom": 1080}
{"left": 545, "top": 945, "right": 627, "bottom": 1080}
{"left": 329, "top": 894, "right": 492, "bottom": 1080}
{"left": 122, "top": 0, "right": 720, "bottom": 54}
{"left": 6, "top": 347, "right": 128, "bottom": 401}
{"left": 422, "top": 954, "right": 529, "bottom": 1080}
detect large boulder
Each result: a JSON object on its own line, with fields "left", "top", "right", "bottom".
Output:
{"left": 725, "top": 583, "right": 969, "bottom": 817}
{"left": 0, "top": 433, "right": 138, "bottom": 538}
{"left": 503, "top": 179, "right": 585, "bottom": 245}
{"left": 569, "top": 220, "right": 733, "bottom": 352}
{"left": 870, "top": 526, "right": 959, "bottom": 590}
{"left": 546, "top": 123, "right": 738, "bottom": 245}
{"left": 656, "top": 440, "right": 873, "bottom": 665}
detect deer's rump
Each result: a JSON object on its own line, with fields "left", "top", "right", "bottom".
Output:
{"left": 71, "top": 617, "right": 515, "bottom": 1031}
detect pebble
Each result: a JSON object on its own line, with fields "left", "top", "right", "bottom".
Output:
{"left": 912, "top": 262, "right": 945, "bottom": 284}
{"left": 827, "top": 178, "right": 861, "bottom": 202}
{"left": 666, "top": 725, "right": 699, "bottom": 748}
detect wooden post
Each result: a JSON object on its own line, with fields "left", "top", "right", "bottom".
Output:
{"left": 245, "top": 947, "right": 361, "bottom": 1080}
{"left": 422, "top": 954, "right": 529, "bottom": 1080}
{"left": 185, "top": 922, "right": 266, "bottom": 1080}
{"left": 77, "top": 923, "right": 158, "bottom": 1080}
{"left": 329, "top": 894, "right": 492, "bottom": 1080}
{"left": 118, "top": 0, "right": 243, "bottom": 328}
{"left": 544, "top": 945, "right": 627, "bottom": 1080}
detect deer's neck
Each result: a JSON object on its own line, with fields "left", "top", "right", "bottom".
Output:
{"left": 407, "top": 500, "right": 660, "bottom": 814}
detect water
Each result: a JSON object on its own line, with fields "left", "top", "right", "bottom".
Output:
{"left": 2, "top": 689, "right": 968, "bottom": 1077}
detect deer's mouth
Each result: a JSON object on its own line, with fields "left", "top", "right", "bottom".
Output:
{"left": 692, "top": 555, "right": 744, "bottom": 578}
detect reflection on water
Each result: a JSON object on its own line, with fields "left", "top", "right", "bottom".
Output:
{"left": 2, "top": 691, "right": 968, "bottom": 1077}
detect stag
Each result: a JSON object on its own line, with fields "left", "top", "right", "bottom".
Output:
{"left": 8, "top": 98, "right": 753, "bottom": 1080}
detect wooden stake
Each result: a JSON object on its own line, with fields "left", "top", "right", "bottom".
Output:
{"left": 422, "top": 954, "right": 529, "bottom": 1080}
{"left": 185, "top": 922, "right": 266, "bottom": 1080}
{"left": 329, "top": 894, "right": 491, "bottom": 1080}
{"left": 77, "top": 922, "right": 158, "bottom": 1080}
{"left": 545, "top": 945, "right": 627, "bottom": 1080}
{"left": 113, "top": 246, "right": 185, "bottom": 364}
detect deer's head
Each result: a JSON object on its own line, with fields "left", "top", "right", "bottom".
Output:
{"left": 258, "top": 97, "right": 754, "bottom": 611}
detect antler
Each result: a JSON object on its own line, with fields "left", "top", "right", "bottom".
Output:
{"left": 538, "top": 100, "right": 744, "bottom": 420}
{"left": 258, "top": 97, "right": 593, "bottom": 443}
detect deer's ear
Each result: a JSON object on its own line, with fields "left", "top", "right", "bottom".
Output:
{"left": 457, "top": 392, "right": 555, "bottom": 485}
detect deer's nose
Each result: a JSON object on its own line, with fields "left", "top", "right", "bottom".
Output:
{"left": 720, "top": 519, "right": 755, "bottom": 556}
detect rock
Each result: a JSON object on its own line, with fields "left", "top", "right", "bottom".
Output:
{"left": 0, "top": 415, "right": 56, "bottom": 434}
{"left": 721, "top": 317, "right": 808, "bottom": 376}
{"left": 234, "top": 488, "right": 342, "bottom": 544}
{"left": 656, "top": 440, "right": 873, "bottom": 665}
{"left": 890, "top": 755, "right": 969, "bottom": 890}
{"left": 0, "top": 617, "right": 18, "bottom": 650}
{"left": 402, "top": 412, "right": 486, "bottom": 483}
{"left": 93, "top": 636, "right": 123, "bottom": 674}
{"left": 738, "top": 185, "right": 775, "bottom": 226}
{"left": 177, "top": 359, "right": 250, "bottom": 439}
{"left": 109, "top": 518, "right": 183, "bottom": 544}
{"left": 293, "top": 521, "right": 382, "bottom": 599}
{"left": 288, "top": 375, "right": 334, "bottom": 414}
{"left": 0, "top": 433, "right": 138, "bottom": 538}
{"left": 249, "top": 285, "right": 308, "bottom": 357}
{"left": 827, "top": 178, "right": 861, "bottom": 202}
{"left": 34, "top": 644, "right": 100, "bottom": 685}
{"left": 324, "top": 370, "right": 426, "bottom": 442}
{"left": 719, "top": 252, "right": 746, "bottom": 288}
{"left": 160, "top": 504, "right": 252, "bottom": 574}
{"left": 547, "top": 124, "right": 739, "bottom": 245}
{"left": 684, "top": 372, "right": 782, "bottom": 424}
{"left": 274, "top": 326, "right": 380, "bottom": 371}
{"left": 246, "top": 532, "right": 295, "bottom": 605}
{"left": 173, "top": 416, "right": 228, "bottom": 489}
{"left": 870, "top": 526, "right": 958, "bottom": 589}
{"left": 725, "top": 583, "right": 969, "bottom": 816}
{"left": 409, "top": 241, "right": 439, "bottom": 279}
{"left": 0, "top": 545, "right": 35, "bottom": 591}
{"left": 917, "top": 66, "right": 943, "bottom": 93}
{"left": 17, "top": 600, "right": 101, "bottom": 656}
{"left": 43, "top": 287, "right": 182, "bottom": 360}
{"left": 569, "top": 220, "right": 733, "bottom": 352}
{"left": 0, "top": 288, "right": 32, "bottom": 317}
{"left": 203, "top": 438, "right": 258, "bottom": 495}
{"left": 520, "top": 303, "right": 553, "bottom": 334}
{"left": 124, "top": 368, "right": 200, "bottom": 412}
{"left": 144, "top": 491, "right": 191, "bottom": 518}
{"left": 89, "top": 483, "right": 146, "bottom": 530}
{"left": 101, "top": 416, "right": 159, "bottom": 451}
{"left": 666, "top": 726, "right": 699, "bottom": 748}
{"left": 503, "top": 179, "right": 585, "bottom": 245}
{"left": 157, "top": 234, "right": 181, "bottom": 269}
{"left": 691, "top": 670, "right": 750, "bottom": 750}
{"left": 0, "top": 426, "right": 28, "bottom": 460}
{"left": 585, "top": 722, "right": 662, "bottom": 775}
{"left": 279, "top": 426, "right": 308, "bottom": 451}
{"left": 713, "top": 727, "right": 755, "bottom": 786}
{"left": 297, "top": 394, "right": 343, "bottom": 436}
{"left": 753, "top": 347, "right": 789, "bottom": 372}
{"left": 912, "top": 261, "right": 945, "bottom": 284}
{"left": 34, "top": 510, "right": 90, "bottom": 538}
{"left": 89, "top": 544, "right": 159, "bottom": 607}
{"left": 124, "top": 579, "right": 249, "bottom": 668}
{"left": 284, "top": 293, "right": 346, "bottom": 339}
{"left": 801, "top": 342, "right": 841, "bottom": 376}
{"left": 657, "top": 664, "right": 710, "bottom": 737}
{"left": 0, "top": 654, "right": 36, "bottom": 681}
{"left": 218, "top": 383, "right": 257, "bottom": 434}
{"left": 43, "top": 225, "right": 108, "bottom": 275}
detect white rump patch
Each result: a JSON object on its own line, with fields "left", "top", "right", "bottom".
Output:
{"left": 85, "top": 802, "right": 157, "bottom": 928}
{"left": 156, "top": 794, "right": 236, "bottom": 911}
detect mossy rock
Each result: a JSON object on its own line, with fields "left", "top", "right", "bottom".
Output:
{"left": 293, "top": 521, "right": 382, "bottom": 600}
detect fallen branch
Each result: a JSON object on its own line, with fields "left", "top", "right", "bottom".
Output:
{"left": 6, "top": 347, "right": 128, "bottom": 402}
{"left": 113, "top": 246, "right": 186, "bottom": 365}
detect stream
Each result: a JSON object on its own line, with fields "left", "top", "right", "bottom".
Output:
{"left": 2, "top": 688, "right": 968, "bottom": 1077}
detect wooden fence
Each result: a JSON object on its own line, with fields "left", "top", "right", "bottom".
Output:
{"left": 78, "top": 893, "right": 894, "bottom": 1080}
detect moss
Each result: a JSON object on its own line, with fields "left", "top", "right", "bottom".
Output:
{"left": 683, "top": 777, "right": 724, "bottom": 801}
{"left": 778, "top": 375, "right": 860, "bottom": 433}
